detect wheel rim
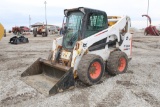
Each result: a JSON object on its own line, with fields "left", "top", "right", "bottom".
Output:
{"left": 118, "top": 57, "right": 126, "bottom": 72}
{"left": 89, "top": 61, "right": 101, "bottom": 79}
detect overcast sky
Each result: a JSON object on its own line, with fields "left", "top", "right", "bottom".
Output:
{"left": 0, "top": 0, "right": 160, "bottom": 30}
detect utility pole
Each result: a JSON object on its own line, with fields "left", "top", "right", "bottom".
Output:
{"left": 29, "top": 15, "right": 31, "bottom": 29}
{"left": 147, "top": 0, "right": 149, "bottom": 26}
{"left": 44, "top": 1, "right": 47, "bottom": 28}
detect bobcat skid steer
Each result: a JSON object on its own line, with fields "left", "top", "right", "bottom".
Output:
{"left": 21, "top": 7, "right": 133, "bottom": 96}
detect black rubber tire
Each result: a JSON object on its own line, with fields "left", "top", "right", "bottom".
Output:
{"left": 144, "top": 30, "right": 148, "bottom": 36}
{"left": 77, "top": 54, "right": 105, "bottom": 85}
{"left": 44, "top": 32, "right": 48, "bottom": 37}
{"left": 42, "top": 32, "right": 47, "bottom": 37}
{"left": 33, "top": 28, "right": 37, "bottom": 37}
{"left": 13, "top": 31, "right": 17, "bottom": 35}
{"left": 42, "top": 33, "right": 45, "bottom": 37}
{"left": 45, "top": 29, "right": 48, "bottom": 37}
{"left": 106, "top": 51, "right": 128, "bottom": 75}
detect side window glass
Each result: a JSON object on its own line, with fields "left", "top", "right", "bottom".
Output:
{"left": 85, "top": 13, "right": 106, "bottom": 38}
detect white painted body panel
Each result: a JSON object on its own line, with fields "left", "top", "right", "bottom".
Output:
{"left": 51, "top": 37, "right": 63, "bottom": 60}
{"left": 51, "top": 16, "right": 133, "bottom": 73}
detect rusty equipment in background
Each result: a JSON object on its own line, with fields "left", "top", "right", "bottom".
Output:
{"left": 21, "top": 7, "right": 133, "bottom": 96}
{"left": 142, "top": 15, "right": 160, "bottom": 36}
{"left": 33, "top": 25, "right": 48, "bottom": 37}
{"left": 0, "top": 23, "right": 4, "bottom": 40}
{"left": 12, "top": 26, "right": 30, "bottom": 35}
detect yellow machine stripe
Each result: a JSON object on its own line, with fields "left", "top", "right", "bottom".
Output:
{"left": 0, "top": 23, "right": 4, "bottom": 40}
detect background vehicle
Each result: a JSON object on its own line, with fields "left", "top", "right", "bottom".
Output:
{"left": 49, "top": 25, "right": 60, "bottom": 34}
{"left": 142, "top": 14, "right": 160, "bottom": 36}
{"left": 21, "top": 7, "right": 133, "bottom": 95}
{"left": 12, "top": 26, "right": 30, "bottom": 35}
{"left": 33, "top": 25, "right": 48, "bottom": 37}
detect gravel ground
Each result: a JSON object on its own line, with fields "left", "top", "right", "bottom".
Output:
{"left": 0, "top": 32, "right": 160, "bottom": 107}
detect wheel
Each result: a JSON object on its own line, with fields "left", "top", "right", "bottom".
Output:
{"left": 77, "top": 54, "right": 105, "bottom": 85}
{"left": 13, "top": 31, "right": 17, "bottom": 35}
{"left": 44, "top": 28, "right": 48, "bottom": 37}
{"left": 20, "top": 31, "right": 23, "bottom": 34}
{"left": 107, "top": 51, "right": 128, "bottom": 75}
{"left": 158, "top": 31, "right": 160, "bottom": 36}
{"left": 144, "top": 30, "right": 148, "bottom": 36}
{"left": 42, "top": 33, "right": 45, "bottom": 37}
{"left": 33, "top": 28, "right": 37, "bottom": 37}
{"left": 45, "top": 32, "right": 48, "bottom": 37}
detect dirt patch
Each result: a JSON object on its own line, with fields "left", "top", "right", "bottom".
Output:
{"left": 127, "top": 70, "right": 134, "bottom": 74}
{"left": 116, "top": 80, "right": 137, "bottom": 87}
{"left": 1, "top": 92, "right": 37, "bottom": 106}
{"left": 6, "top": 62, "right": 29, "bottom": 70}
{"left": 148, "top": 44, "right": 160, "bottom": 49}
{"left": 70, "top": 90, "right": 90, "bottom": 107}
{"left": 155, "top": 62, "right": 160, "bottom": 65}
{"left": 96, "top": 89, "right": 123, "bottom": 107}
{"left": 133, "top": 40, "right": 143, "bottom": 42}
{"left": 133, "top": 91, "right": 160, "bottom": 107}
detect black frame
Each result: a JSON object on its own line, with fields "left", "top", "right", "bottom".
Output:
{"left": 63, "top": 7, "right": 108, "bottom": 50}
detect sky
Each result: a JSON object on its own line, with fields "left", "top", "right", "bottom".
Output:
{"left": 0, "top": 0, "right": 160, "bottom": 31}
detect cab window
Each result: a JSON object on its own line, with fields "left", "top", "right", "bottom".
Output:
{"left": 85, "top": 13, "right": 106, "bottom": 38}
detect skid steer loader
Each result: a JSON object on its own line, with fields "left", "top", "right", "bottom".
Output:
{"left": 21, "top": 7, "right": 133, "bottom": 95}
